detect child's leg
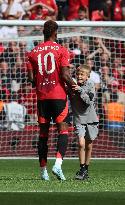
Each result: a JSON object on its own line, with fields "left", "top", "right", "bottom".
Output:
{"left": 74, "top": 124, "right": 88, "bottom": 180}
{"left": 75, "top": 136, "right": 89, "bottom": 180}
{"left": 85, "top": 122, "right": 98, "bottom": 172}
{"left": 78, "top": 136, "right": 85, "bottom": 165}
{"left": 85, "top": 139, "right": 93, "bottom": 172}
{"left": 75, "top": 125, "right": 89, "bottom": 180}
{"left": 85, "top": 139, "right": 93, "bottom": 164}
{"left": 74, "top": 124, "right": 86, "bottom": 167}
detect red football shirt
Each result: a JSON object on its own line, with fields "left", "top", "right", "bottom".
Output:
{"left": 27, "top": 41, "right": 70, "bottom": 100}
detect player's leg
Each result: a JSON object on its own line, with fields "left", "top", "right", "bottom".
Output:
{"left": 51, "top": 99, "right": 69, "bottom": 180}
{"left": 38, "top": 123, "right": 50, "bottom": 180}
{"left": 52, "top": 122, "right": 68, "bottom": 180}
{"left": 37, "top": 100, "right": 51, "bottom": 180}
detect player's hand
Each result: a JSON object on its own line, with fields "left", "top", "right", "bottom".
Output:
{"left": 28, "top": 79, "right": 36, "bottom": 88}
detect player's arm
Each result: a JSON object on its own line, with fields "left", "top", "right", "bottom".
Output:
{"left": 28, "top": 68, "right": 33, "bottom": 82}
{"left": 26, "top": 53, "right": 36, "bottom": 87}
{"left": 60, "top": 47, "right": 77, "bottom": 88}
{"left": 61, "top": 66, "right": 77, "bottom": 88}
{"left": 27, "top": 65, "right": 36, "bottom": 87}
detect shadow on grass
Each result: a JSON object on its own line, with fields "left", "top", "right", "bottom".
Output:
{"left": 0, "top": 192, "right": 125, "bottom": 205}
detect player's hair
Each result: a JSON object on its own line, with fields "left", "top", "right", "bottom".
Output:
{"left": 43, "top": 20, "right": 58, "bottom": 39}
{"left": 76, "top": 64, "right": 91, "bottom": 77}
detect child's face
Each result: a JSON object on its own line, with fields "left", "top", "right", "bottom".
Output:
{"left": 78, "top": 11, "right": 86, "bottom": 20}
{"left": 76, "top": 70, "right": 89, "bottom": 84}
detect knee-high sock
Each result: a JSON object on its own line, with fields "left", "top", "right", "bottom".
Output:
{"left": 38, "top": 136, "right": 48, "bottom": 167}
{"left": 56, "top": 130, "right": 68, "bottom": 161}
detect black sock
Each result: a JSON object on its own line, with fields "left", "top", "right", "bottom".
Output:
{"left": 80, "top": 164, "right": 86, "bottom": 171}
{"left": 85, "top": 164, "right": 89, "bottom": 172}
{"left": 57, "top": 133, "right": 68, "bottom": 158}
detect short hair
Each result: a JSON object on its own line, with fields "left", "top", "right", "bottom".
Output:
{"left": 76, "top": 64, "right": 91, "bottom": 76}
{"left": 43, "top": 20, "right": 58, "bottom": 39}
{"left": 36, "top": 5, "right": 43, "bottom": 9}
{"left": 78, "top": 6, "right": 86, "bottom": 13}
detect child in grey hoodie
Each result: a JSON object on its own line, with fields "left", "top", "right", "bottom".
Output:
{"left": 69, "top": 64, "right": 99, "bottom": 180}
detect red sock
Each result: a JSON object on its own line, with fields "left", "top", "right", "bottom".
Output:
{"left": 40, "top": 159, "right": 47, "bottom": 168}
{"left": 56, "top": 151, "right": 62, "bottom": 159}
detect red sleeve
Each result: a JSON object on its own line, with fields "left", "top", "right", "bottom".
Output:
{"left": 60, "top": 47, "right": 70, "bottom": 67}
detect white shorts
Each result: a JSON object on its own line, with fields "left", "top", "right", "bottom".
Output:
{"left": 74, "top": 123, "right": 99, "bottom": 141}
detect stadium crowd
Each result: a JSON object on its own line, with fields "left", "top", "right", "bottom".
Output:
{"left": 0, "top": 0, "right": 125, "bottom": 21}
{"left": 0, "top": 0, "right": 125, "bottom": 131}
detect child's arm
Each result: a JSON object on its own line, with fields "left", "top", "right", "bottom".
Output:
{"left": 72, "top": 82, "right": 95, "bottom": 104}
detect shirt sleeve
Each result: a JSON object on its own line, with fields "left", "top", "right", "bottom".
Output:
{"left": 60, "top": 47, "right": 70, "bottom": 67}
{"left": 78, "top": 81, "right": 95, "bottom": 105}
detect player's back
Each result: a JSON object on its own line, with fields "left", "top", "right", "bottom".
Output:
{"left": 28, "top": 40, "right": 69, "bottom": 100}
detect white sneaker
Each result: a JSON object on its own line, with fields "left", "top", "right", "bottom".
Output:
{"left": 41, "top": 169, "right": 49, "bottom": 181}
{"left": 52, "top": 165, "right": 66, "bottom": 181}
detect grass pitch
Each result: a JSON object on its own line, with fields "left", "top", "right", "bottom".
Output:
{"left": 0, "top": 159, "right": 125, "bottom": 204}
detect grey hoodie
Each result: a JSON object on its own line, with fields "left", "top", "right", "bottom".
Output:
{"left": 69, "top": 79, "right": 99, "bottom": 125}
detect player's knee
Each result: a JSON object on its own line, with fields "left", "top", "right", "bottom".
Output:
{"left": 39, "top": 123, "right": 49, "bottom": 136}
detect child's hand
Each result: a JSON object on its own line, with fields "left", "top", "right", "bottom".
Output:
{"left": 72, "top": 84, "right": 81, "bottom": 91}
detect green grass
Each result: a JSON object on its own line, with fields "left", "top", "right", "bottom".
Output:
{"left": 0, "top": 159, "right": 125, "bottom": 192}
{"left": 0, "top": 159, "right": 125, "bottom": 204}
{"left": 0, "top": 192, "right": 125, "bottom": 205}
